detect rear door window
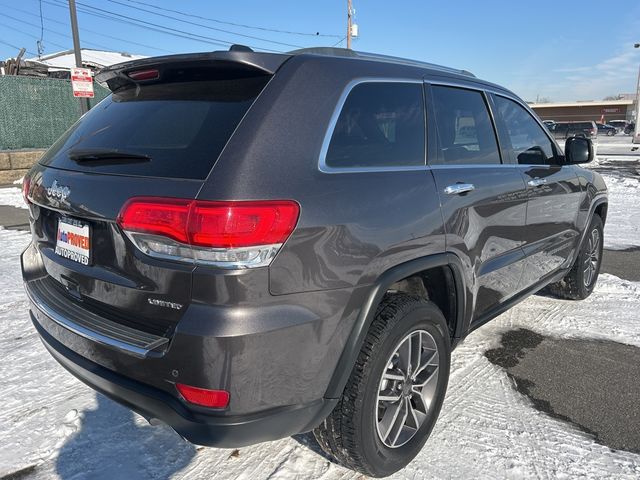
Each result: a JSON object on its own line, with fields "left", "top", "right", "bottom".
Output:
{"left": 430, "top": 86, "right": 501, "bottom": 165}
{"left": 493, "top": 95, "right": 557, "bottom": 165}
{"left": 324, "top": 82, "right": 425, "bottom": 169}
{"left": 39, "top": 76, "right": 269, "bottom": 180}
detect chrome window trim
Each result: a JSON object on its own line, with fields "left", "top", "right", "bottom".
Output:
{"left": 490, "top": 93, "right": 563, "bottom": 161}
{"left": 429, "top": 163, "right": 516, "bottom": 169}
{"left": 426, "top": 78, "right": 513, "bottom": 99}
{"left": 318, "top": 78, "right": 428, "bottom": 174}
{"left": 426, "top": 80, "right": 506, "bottom": 167}
{"left": 427, "top": 78, "right": 564, "bottom": 166}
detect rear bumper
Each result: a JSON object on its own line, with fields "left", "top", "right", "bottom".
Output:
{"left": 33, "top": 313, "right": 336, "bottom": 447}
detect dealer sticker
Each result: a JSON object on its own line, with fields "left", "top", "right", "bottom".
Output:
{"left": 55, "top": 218, "right": 91, "bottom": 265}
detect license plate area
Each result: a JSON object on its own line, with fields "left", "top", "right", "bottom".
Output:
{"left": 55, "top": 217, "right": 91, "bottom": 265}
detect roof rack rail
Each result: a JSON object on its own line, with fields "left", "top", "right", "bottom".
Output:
{"left": 288, "top": 47, "right": 475, "bottom": 78}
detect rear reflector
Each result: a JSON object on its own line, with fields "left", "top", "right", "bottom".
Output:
{"left": 176, "top": 383, "right": 229, "bottom": 408}
{"left": 117, "top": 198, "right": 300, "bottom": 268}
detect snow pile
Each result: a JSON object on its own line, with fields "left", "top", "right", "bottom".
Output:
{"left": 601, "top": 175, "right": 640, "bottom": 250}
{"left": 1, "top": 226, "right": 639, "bottom": 479}
{"left": 0, "top": 187, "right": 27, "bottom": 210}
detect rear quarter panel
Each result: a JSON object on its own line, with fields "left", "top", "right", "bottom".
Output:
{"left": 196, "top": 55, "right": 446, "bottom": 295}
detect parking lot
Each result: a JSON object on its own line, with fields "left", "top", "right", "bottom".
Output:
{"left": 1, "top": 136, "right": 639, "bottom": 479}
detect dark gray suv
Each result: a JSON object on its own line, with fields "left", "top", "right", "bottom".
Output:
{"left": 21, "top": 47, "right": 607, "bottom": 477}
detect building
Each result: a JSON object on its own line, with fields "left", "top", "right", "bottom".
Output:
{"left": 530, "top": 97, "right": 636, "bottom": 124}
{"left": 2, "top": 48, "right": 147, "bottom": 78}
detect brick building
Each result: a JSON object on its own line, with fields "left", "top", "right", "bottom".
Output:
{"left": 530, "top": 98, "right": 636, "bottom": 123}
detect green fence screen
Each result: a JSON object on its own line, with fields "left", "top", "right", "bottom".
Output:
{"left": 0, "top": 75, "right": 110, "bottom": 150}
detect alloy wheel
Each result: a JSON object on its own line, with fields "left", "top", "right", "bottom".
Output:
{"left": 583, "top": 228, "right": 600, "bottom": 287}
{"left": 375, "top": 329, "right": 440, "bottom": 448}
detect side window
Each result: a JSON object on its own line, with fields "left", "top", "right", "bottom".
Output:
{"left": 324, "top": 82, "right": 425, "bottom": 169}
{"left": 494, "top": 96, "right": 557, "bottom": 165}
{"left": 430, "top": 86, "right": 501, "bottom": 165}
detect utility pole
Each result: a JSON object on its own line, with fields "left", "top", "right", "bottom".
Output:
{"left": 347, "top": 0, "right": 352, "bottom": 50}
{"left": 68, "top": 0, "right": 89, "bottom": 115}
{"left": 634, "top": 43, "right": 640, "bottom": 144}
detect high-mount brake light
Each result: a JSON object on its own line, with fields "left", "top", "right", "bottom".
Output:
{"left": 117, "top": 198, "right": 300, "bottom": 269}
{"left": 128, "top": 69, "right": 160, "bottom": 81}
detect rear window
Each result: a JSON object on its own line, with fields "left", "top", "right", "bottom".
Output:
{"left": 39, "top": 76, "right": 269, "bottom": 179}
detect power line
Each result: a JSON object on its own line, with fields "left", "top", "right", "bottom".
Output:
{"left": 0, "top": 20, "right": 69, "bottom": 51}
{"left": 332, "top": 36, "right": 347, "bottom": 47}
{"left": 43, "top": 0, "right": 283, "bottom": 53}
{"left": 122, "top": 0, "right": 342, "bottom": 39}
{"left": 2, "top": 11, "right": 113, "bottom": 51}
{"left": 1, "top": 2, "right": 172, "bottom": 54}
{"left": 0, "top": 38, "right": 37, "bottom": 56}
{"left": 43, "top": 0, "right": 248, "bottom": 50}
{"left": 105, "top": 0, "right": 305, "bottom": 49}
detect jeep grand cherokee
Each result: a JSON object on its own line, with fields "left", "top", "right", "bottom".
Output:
{"left": 21, "top": 47, "right": 607, "bottom": 477}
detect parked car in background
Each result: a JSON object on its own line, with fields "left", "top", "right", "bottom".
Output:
{"left": 551, "top": 121, "right": 598, "bottom": 140}
{"left": 624, "top": 122, "right": 635, "bottom": 135}
{"left": 596, "top": 123, "right": 616, "bottom": 136}
{"left": 542, "top": 120, "right": 556, "bottom": 130}
{"left": 21, "top": 47, "right": 608, "bottom": 477}
{"left": 608, "top": 120, "right": 628, "bottom": 133}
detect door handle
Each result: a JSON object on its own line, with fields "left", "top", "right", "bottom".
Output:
{"left": 444, "top": 183, "right": 475, "bottom": 195}
{"left": 527, "top": 178, "right": 547, "bottom": 187}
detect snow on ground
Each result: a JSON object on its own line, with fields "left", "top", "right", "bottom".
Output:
{"left": 1, "top": 228, "right": 640, "bottom": 479}
{"left": 600, "top": 174, "right": 640, "bottom": 250}
{"left": 0, "top": 187, "right": 27, "bottom": 210}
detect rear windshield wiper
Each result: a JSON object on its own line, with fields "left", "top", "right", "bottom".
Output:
{"left": 68, "top": 148, "right": 151, "bottom": 163}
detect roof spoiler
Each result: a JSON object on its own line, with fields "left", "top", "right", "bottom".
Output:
{"left": 95, "top": 50, "right": 290, "bottom": 92}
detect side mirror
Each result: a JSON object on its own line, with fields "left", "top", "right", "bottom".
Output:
{"left": 565, "top": 136, "right": 593, "bottom": 164}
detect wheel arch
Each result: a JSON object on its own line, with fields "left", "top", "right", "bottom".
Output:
{"left": 323, "top": 253, "right": 467, "bottom": 399}
{"left": 570, "top": 195, "right": 607, "bottom": 267}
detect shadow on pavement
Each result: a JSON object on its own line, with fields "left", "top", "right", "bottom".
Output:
{"left": 486, "top": 328, "right": 640, "bottom": 454}
{"left": 55, "top": 394, "right": 196, "bottom": 480}
{"left": 291, "top": 432, "right": 334, "bottom": 463}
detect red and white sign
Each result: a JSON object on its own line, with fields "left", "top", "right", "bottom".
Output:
{"left": 71, "top": 67, "right": 94, "bottom": 98}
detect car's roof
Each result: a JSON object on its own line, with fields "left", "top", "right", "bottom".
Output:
{"left": 97, "top": 45, "right": 510, "bottom": 97}
{"left": 288, "top": 47, "right": 476, "bottom": 78}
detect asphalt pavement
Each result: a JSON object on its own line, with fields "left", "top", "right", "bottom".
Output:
{"left": 486, "top": 329, "right": 640, "bottom": 454}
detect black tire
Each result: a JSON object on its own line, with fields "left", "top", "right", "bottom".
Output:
{"left": 313, "top": 293, "right": 451, "bottom": 477}
{"left": 546, "top": 214, "right": 604, "bottom": 300}
{"left": 607, "top": 130, "right": 615, "bottom": 136}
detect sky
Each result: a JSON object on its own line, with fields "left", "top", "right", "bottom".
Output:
{"left": 1, "top": 0, "right": 639, "bottom": 102}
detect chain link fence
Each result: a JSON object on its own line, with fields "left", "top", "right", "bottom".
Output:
{"left": 0, "top": 75, "right": 110, "bottom": 150}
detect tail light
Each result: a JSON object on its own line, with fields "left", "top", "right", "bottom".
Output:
{"left": 22, "top": 176, "right": 31, "bottom": 205}
{"left": 176, "top": 383, "right": 229, "bottom": 408}
{"left": 117, "top": 198, "right": 299, "bottom": 269}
